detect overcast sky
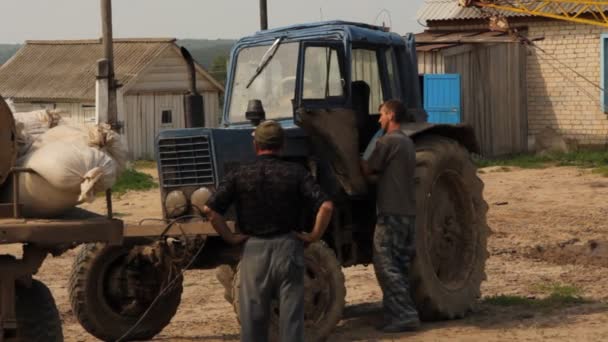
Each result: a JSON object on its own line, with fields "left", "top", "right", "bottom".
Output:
{"left": 1, "top": 0, "right": 426, "bottom": 43}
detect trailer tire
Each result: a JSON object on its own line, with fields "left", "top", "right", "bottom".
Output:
{"left": 411, "top": 135, "right": 490, "bottom": 320}
{"left": 15, "top": 279, "right": 63, "bottom": 342}
{"left": 68, "top": 243, "right": 183, "bottom": 341}
{"left": 232, "top": 241, "right": 345, "bottom": 342}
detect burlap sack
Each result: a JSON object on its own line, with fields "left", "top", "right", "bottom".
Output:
{"left": 16, "top": 140, "right": 118, "bottom": 217}
{"left": 13, "top": 109, "right": 63, "bottom": 136}
{"left": 30, "top": 123, "right": 128, "bottom": 173}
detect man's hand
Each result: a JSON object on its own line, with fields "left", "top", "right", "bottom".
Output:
{"left": 204, "top": 205, "right": 249, "bottom": 245}
{"left": 227, "top": 233, "right": 250, "bottom": 245}
{"left": 295, "top": 231, "right": 319, "bottom": 245}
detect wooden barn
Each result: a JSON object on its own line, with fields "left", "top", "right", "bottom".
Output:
{"left": 0, "top": 38, "right": 224, "bottom": 159}
{"left": 417, "top": 0, "right": 608, "bottom": 156}
{"left": 415, "top": 30, "right": 528, "bottom": 157}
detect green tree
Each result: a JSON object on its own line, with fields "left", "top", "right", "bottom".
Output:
{"left": 210, "top": 54, "right": 229, "bottom": 86}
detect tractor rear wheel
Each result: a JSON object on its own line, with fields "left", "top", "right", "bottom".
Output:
{"left": 411, "top": 135, "right": 490, "bottom": 320}
{"left": 68, "top": 243, "right": 183, "bottom": 341}
{"left": 231, "top": 241, "right": 345, "bottom": 342}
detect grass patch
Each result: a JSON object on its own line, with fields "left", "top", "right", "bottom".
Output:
{"left": 131, "top": 159, "right": 156, "bottom": 170}
{"left": 483, "top": 282, "right": 586, "bottom": 309}
{"left": 112, "top": 168, "right": 158, "bottom": 195}
{"left": 475, "top": 150, "right": 608, "bottom": 171}
{"left": 592, "top": 165, "right": 608, "bottom": 177}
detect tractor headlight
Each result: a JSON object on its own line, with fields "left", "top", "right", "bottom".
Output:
{"left": 165, "top": 190, "right": 188, "bottom": 218}
{"left": 191, "top": 187, "right": 212, "bottom": 212}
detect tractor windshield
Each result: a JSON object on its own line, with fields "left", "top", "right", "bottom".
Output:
{"left": 228, "top": 42, "right": 299, "bottom": 123}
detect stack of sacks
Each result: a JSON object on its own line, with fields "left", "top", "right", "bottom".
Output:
{"left": 11, "top": 112, "right": 128, "bottom": 217}
{"left": 13, "top": 109, "right": 64, "bottom": 156}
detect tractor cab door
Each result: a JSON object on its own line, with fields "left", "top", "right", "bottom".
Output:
{"left": 351, "top": 45, "right": 404, "bottom": 150}
{"left": 293, "top": 42, "right": 368, "bottom": 196}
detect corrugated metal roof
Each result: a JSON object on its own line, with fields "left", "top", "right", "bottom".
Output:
{"left": 0, "top": 38, "right": 222, "bottom": 101}
{"left": 417, "top": 0, "right": 606, "bottom": 23}
{"left": 417, "top": 0, "right": 533, "bottom": 22}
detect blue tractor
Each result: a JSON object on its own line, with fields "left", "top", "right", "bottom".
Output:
{"left": 69, "top": 21, "right": 489, "bottom": 341}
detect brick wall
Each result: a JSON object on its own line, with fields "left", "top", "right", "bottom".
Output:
{"left": 526, "top": 21, "right": 608, "bottom": 147}
{"left": 427, "top": 19, "right": 608, "bottom": 147}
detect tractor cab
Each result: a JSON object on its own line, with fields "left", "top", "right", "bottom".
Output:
{"left": 223, "top": 20, "right": 423, "bottom": 153}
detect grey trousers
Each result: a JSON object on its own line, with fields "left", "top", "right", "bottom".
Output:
{"left": 373, "top": 215, "right": 420, "bottom": 325}
{"left": 239, "top": 233, "right": 305, "bottom": 342}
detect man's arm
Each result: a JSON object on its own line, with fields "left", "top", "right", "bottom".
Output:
{"left": 296, "top": 200, "right": 333, "bottom": 243}
{"left": 296, "top": 169, "right": 334, "bottom": 244}
{"left": 361, "top": 138, "right": 388, "bottom": 184}
{"left": 204, "top": 171, "right": 248, "bottom": 245}
{"left": 204, "top": 206, "right": 249, "bottom": 245}
{"left": 360, "top": 160, "right": 379, "bottom": 183}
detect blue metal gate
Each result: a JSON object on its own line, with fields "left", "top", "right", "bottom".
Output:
{"left": 423, "top": 74, "right": 461, "bottom": 124}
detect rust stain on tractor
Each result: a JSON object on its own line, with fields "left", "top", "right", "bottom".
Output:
{"left": 0, "top": 96, "right": 17, "bottom": 187}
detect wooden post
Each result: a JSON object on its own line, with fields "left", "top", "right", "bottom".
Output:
{"left": 98, "top": 0, "right": 118, "bottom": 128}
{"left": 260, "top": 0, "right": 268, "bottom": 30}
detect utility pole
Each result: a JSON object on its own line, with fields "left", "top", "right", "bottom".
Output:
{"left": 260, "top": 0, "right": 268, "bottom": 30}
{"left": 96, "top": 0, "right": 119, "bottom": 129}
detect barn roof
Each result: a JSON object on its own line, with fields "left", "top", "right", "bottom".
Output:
{"left": 0, "top": 38, "right": 224, "bottom": 102}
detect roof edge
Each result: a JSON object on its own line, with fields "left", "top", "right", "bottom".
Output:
{"left": 25, "top": 38, "right": 177, "bottom": 45}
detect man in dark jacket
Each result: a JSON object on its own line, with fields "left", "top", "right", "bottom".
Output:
{"left": 204, "top": 120, "right": 334, "bottom": 342}
{"left": 362, "top": 100, "right": 420, "bottom": 333}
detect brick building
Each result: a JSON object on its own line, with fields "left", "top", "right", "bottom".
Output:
{"left": 417, "top": 0, "right": 608, "bottom": 151}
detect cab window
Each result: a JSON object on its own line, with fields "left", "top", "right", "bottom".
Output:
{"left": 302, "top": 46, "right": 344, "bottom": 100}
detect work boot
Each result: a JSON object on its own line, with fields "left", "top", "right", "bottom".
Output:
{"left": 378, "top": 318, "right": 421, "bottom": 333}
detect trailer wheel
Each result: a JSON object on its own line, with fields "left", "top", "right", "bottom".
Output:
{"left": 15, "top": 279, "right": 63, "bottom": 342}
{"left": 232, "top": 241, "right": 345, "bottom": 342}
{"left": 411, "top": 135, "right": 490, "bottom": 320}
{"left": 68, "top": 243, "right": 183, "bottom": 341}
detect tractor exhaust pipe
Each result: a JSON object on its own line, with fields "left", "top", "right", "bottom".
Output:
{"left": 260, "top": 0, "right": 268, "bottom": 30}
{"left": 180, "top": 47, "right": 205, "bottom": 128}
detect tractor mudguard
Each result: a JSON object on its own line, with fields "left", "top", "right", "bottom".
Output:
{"left": 402, "top": 122, "right": 480, "bottom": 154}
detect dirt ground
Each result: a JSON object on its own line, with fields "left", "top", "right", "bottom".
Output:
{"left": 8, "top": 165, "right": 608, "bottom": 341}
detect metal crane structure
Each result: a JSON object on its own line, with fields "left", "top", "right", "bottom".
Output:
{"left": 460, "top": 0, "right": 608, "bottom": 29}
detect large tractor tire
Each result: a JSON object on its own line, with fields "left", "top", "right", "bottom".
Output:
{"left": 411, "top": 135, "right": 490, "bottom": 320}
{"left": 15, "top": 279, "right": 63, "bottom": 342}
{"left": 68, "top": 243, "right": 183, "bottom": 341}
{"left": 231, "top": 242, "right": 345, "bottom": 342}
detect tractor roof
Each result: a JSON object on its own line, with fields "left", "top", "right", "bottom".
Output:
{"left": 235, "top": 20, "right": 406, "bottom": 48}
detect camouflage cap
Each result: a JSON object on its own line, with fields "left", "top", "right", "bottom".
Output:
{"left": 253, "top": 120, "right": 285, "bottom": 147}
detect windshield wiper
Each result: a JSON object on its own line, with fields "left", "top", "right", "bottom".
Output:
{"left": 246, "top": 37, "right": 284, "bottom": 89}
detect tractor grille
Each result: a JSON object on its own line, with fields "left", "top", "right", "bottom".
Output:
{"left": 157, "top": 135, "right": 215, "bottom": 188}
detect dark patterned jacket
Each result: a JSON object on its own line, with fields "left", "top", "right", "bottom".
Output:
{"left": 207, "top": 154, "right": 328, "bottom": 237}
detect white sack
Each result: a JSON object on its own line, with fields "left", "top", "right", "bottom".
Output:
{"left": 18, "top": 141, "right": 118, "bottom": 215}
{"left": 13, "top": 109, "right": 63, "bottom": 136}
{"left": 17, "top": 172, "right": 81, "bottom": 218}
{"left": 31, "top": 123, "right": 128, "bottom": 173}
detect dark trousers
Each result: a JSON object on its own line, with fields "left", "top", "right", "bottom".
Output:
{"left": 373, "top": 215, "right": 420, "bottom": 324}
{"left": 239, "top": 233, "right": 305, "bottom": 342}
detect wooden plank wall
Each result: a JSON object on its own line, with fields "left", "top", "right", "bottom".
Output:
{"left": 417, "top": 51, "right": 445, "bottom": 74}
{"left": 124, "top": 92, "right": 221, "bottom": 160}
{"left": 421, "top": 43, "right": 527, "bottom": 157}
{"left": 10, "top": 101, "right": 95, "bottom": 124}
{"left": 125, "top": 94, "right": 185, "bottom": 160}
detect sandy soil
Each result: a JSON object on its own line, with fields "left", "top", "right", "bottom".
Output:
{"left": 9, "top": 165, "right": 608, "bottom": 341}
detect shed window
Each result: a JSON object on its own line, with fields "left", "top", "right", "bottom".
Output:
{"left": 602, "top": 34, "right": 608, "bottom": 113}
{"left": 161, "top": 110, "right": 173, "bottom": 124}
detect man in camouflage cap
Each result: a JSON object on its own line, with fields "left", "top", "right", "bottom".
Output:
{"left": 205, "top": 120, "right": 334, "bottom": 342}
